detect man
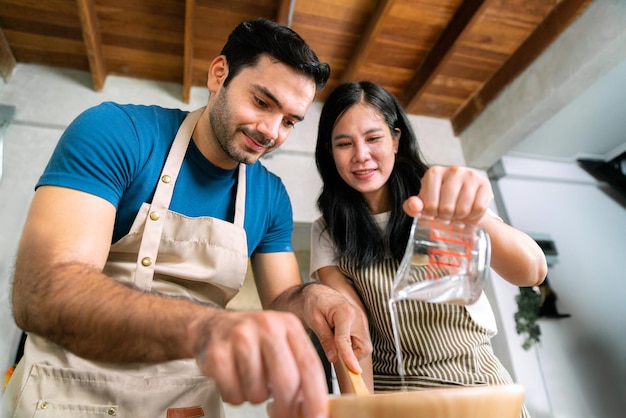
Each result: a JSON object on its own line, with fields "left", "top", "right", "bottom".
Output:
{"left": 3, "top": 18, "right": 370, "bottom": 418}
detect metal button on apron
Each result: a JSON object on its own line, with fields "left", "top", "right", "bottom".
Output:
{"left": 141, "top": 257, "right": 152, "bottom": 267}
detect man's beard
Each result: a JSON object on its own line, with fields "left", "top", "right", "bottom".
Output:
{"left": 209, "top": 88, "right": 275, "bottom": 165}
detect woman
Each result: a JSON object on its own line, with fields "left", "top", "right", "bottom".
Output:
{"left": 311, "top": 81, "right": 547, "bottom": 416}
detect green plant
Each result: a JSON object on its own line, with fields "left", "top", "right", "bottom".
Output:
{"left": 514, "top": 286, "right": 542, "bottom": 350}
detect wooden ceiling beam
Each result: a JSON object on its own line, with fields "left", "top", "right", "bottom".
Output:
{"left": 340, "top": 0, "right": 396, "bottom": 83}
{"left": 183, "top": 0, "right": 196, "bottom": 103}
{"left": 451, "top": 0, "right": 593, "bottom": 136}
{"left": 276, "top": 0, "right": 292, "bottom": 26}
{"left": 76, "top": 0, "right": 106, "bottom": 91}
{"left": 400, "top": 0, "right": 488, "bottom": 111}
{"left": 0, "top": 26, "right": 16, "bottom": 81}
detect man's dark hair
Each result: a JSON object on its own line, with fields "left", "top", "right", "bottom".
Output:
{"left": 220, "top": 18, "right": 330, "bottom": 91}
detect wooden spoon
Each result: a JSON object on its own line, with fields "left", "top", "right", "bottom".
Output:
{"left": 337, "top": 356, "right": 370, "bottom": 396}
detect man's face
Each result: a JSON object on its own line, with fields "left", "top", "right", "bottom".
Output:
{"left": 207, "top": 55, "right": 317, "bottom": 167}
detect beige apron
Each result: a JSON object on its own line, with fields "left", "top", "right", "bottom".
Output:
{"left": 3, "top": 108, "right": 249, "bottom": 418}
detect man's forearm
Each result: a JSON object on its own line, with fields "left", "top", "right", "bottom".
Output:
{"left": 13, "top": 260, "right": 214, "bottom": 363}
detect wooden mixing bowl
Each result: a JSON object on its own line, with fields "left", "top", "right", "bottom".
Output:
{"left": 266, "top": 384, "right": 525, "bottom": 418}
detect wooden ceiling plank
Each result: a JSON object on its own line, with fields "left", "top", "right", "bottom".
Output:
{"left": 76, "top": 0, "right": 107, "bottom": 91}
{"left": 0, "top": 26, "right": 17, "bottom": 81}
{"left": 0, "top": 0, "right": 592, "bottom": 132}
{"left": 340, "top": 0, "right": 397, "bottom": 84}
{"left": 451, "top": 0, "right": 593, "bottom": 135}
{"left": 183, "top": 0, "right": 196, "bottom": 103}
{"left": 400, "top": 0, "right": 488, "bottom": 110}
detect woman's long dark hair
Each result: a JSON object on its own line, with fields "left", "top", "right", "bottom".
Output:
{"left": 315, "top": 81, "right": 429, "bottom": 270}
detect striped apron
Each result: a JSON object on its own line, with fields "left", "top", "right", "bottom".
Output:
{"left": 339, "top": 257, "right": 530, "bottom": 418}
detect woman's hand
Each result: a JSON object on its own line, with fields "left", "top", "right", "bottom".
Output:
{"left": 403, "top": 165, "right": 493, "bottom": 224}
{"left": 403, "top": 165, "right": 547, "bottom": 287}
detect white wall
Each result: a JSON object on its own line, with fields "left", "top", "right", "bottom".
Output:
{"left": 493, "top": 156, "right": 626, "bottom": 418}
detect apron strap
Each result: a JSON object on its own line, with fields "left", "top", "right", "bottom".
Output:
{"left": 133, "top": 108, "right": 203, "bottom": 289}
{"left": 133, "top": 108, "right": 248, "bottom": 289}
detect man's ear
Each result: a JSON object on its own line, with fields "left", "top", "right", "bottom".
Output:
{"left": 207, "top": 55, "right": 229, "bottom": 93}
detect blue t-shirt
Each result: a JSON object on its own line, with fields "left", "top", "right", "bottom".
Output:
{"left": 37, "top": 102, "right": 294, "bottom": 256}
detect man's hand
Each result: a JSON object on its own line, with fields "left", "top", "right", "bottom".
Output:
{"left": 189, "top": 309, "right": 329, "bottom": 418}
{"left": 299, "top": 283, "right": 372, "bottom": 374}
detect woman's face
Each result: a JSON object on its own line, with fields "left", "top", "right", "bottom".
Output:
{"left": 330, "top": 103, "right": 399, "bottom": 213}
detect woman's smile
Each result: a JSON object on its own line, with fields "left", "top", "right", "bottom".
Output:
{"left": 352, "top": 168, "right": 377, "bottom": 180}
